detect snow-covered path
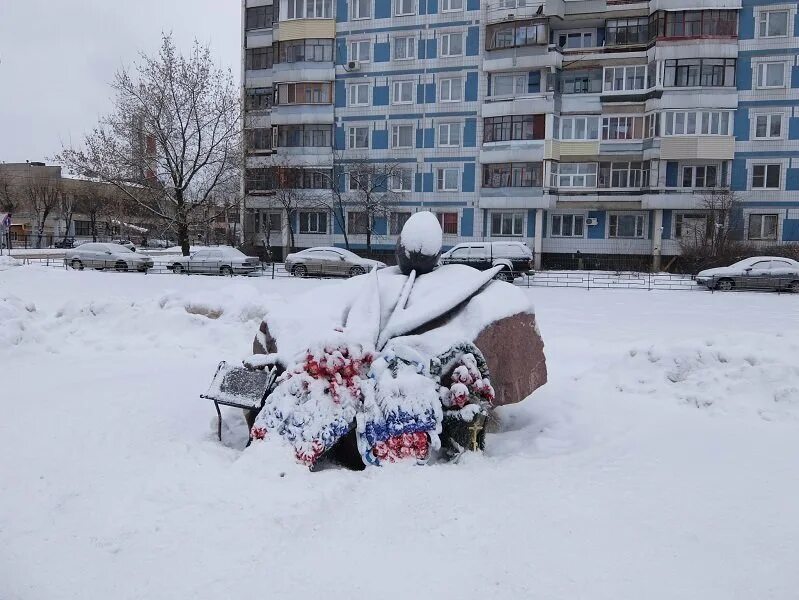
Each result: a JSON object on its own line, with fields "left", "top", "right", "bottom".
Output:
{"left": 1, "top": 265, "right": 798, "bottom": 599}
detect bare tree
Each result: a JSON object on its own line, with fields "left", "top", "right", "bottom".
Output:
{"left": 57, "top": 35, "right": 242, "bottom": 256}
{"left": 679, "top": 188, "right": 744, "bottom": 272}
{"left": 74, "top": 186, "right": 109, "bottom": 242}
{"left": 58, "top": 192, "right": 76, "bottom": 245}
{"left": 334, "top": 158, "right": 405, "bottom": 254}
{"left": 22, "top": 177, "right": 62, "bottom": 248}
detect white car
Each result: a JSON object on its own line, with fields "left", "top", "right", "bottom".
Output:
{"left": 168, "top": 247, "right": 260, "bottom": 276}
{"left": 696, "top": 256, "right": 799, "bottom": 292}
{"left": 285, "top": 247, "right": 386, "bottom": 277}
{"left": 66, "top": 243, "right": 154, "bottom": 272}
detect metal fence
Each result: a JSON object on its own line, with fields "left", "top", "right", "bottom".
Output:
{"left": 11, "top": 256, "right": 799, "bottom": 294}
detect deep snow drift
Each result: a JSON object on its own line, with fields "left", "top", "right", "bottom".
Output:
{"left": 1, "top": 265, "right": 798, "bottom": 599}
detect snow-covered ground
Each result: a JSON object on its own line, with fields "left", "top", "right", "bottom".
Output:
{"left": 1, "top": 264, "right": 798, "bottom": 600}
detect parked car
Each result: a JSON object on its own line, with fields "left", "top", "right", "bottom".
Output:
{"left": 168, "top": 247, "right": 260, "bottom": 276}
{"left": 695, "top": 256, "right": 799, "bottom": 292}
{"left": 439, "top": 241, "right": 534, "bottom": 281}
{"left": 285, "top": 247, "right": 386, "bottom": 278}
{"left": 66, "top": 243, "right": 154, "bottom": 272}
{"left": 53, "top": 238, "right": 75, "bottom": 249}
{"left": 111, "top": 239, "right": 136, "bottom": 252}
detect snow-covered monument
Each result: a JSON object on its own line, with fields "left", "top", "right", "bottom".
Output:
{"left": 206, "top": 211, "right": 546, "bottom": 469}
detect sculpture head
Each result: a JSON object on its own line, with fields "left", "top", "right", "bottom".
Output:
{"left": 395, "top": 211, "right": 443, "bottom": 275}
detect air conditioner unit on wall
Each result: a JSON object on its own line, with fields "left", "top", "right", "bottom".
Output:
{"left": 585, "top": 218, "right": 599, "bottom": 226}
{"left": 347, "top": 60, "right": 360, "bottom": 71}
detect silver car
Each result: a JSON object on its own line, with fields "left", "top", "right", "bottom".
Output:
{"left": 168, "top": 247, "right": 260, "bottom": 276}
{"left": 66, "top": 243, "right": 154, "bottom": 272}
{"left": 696, "top": 256, "right": 799, "bottom": 292}
{"left": 285, "top": 247, "right": 386, "bottom": 277}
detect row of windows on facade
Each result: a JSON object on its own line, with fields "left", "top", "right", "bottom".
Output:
{"left": 245, "top": 159, "right": 790, "bottom": 193}
{"left": 245, "top": 108, "right": 739, "bottom": 154}
{"left": 259, "top": 209, "right": 784, "bottom": 242}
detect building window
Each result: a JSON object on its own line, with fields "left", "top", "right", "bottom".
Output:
{"left": 440, "top": 33, "right": 463, "bottom": 57}
{"left": 756, "top": 62, "right": 786, "bottom": 89}
{"left": 486, "top": 20, "right": 547, "bottom": 50}
{"left": 560, "top": 116, "right": 600, "bottom": 140}
{"left": 389, "top": 170, "right": 413, "bottom": 192}
{"left": 655, "top": 10, "right": 737, "bottom": 38}
{"left": 390, "top": 212, "right": 412, "bottom": 234}
{"left": 674, "top": 213, "right": 709, "bottom": 240}
{"left": 276, "top": 125, "right": 332, "bottom": 147}
{"left": 246, "top": 5, "right": 275, "bottom": 30}
{"left": 278, "top": 39, "right": 334, "bottom": 63}
{"left": 758, "top": 10, "right": 788, "bottom": 37}
{"left": 441, "top": 0, "right": 463, "bottom": 11}
{"left": 436, "top": 212, "right": 458, "bottom": 235}
{"left": 350, "top": 40, "right": 371, "bottom": 62}
{"left": 748, "top": 214, "right": 778, "bottom": 240}
{"left": 347, "top": 212, "right": 369, "bottom": 235}
{"left": 299, "top": 212, "right": 328, "bottom": 234}
{"left": 598, "top": 162, "right": 649, "bottom": 188}
{"left": 394, "top": 0, "right": 415, "bottom": 16}
{"left": 603, "top": 65, "right": 647, "bottom": 92}
{"left": 74, "top": 220, "right": 92, "bottom": 237}
{"left": 348, "top": 83, "right": 370, "bottom": 106}
{"left": 348, "top": 126, "right": 369, "bottom": 149}
{"left": 483, "top": 114, "right": 545, "bottom": 142}
{"left": 664, "top": 58, "right": 736, "bottom": 88}
{"left": 392, "top": 80, "right": 414, "bottom": 104}
{"left": 557, "top": 30, "right": 595, "bottom": 49}
{"left": 751, "top": 164, "right": 781, "bottom": 189}
{"left": 438, "top": 122, "right": 461, "bottom": 147}
{"left": 260, "top": 212, "right": 282, "bottom": 234}
{"left": 609, "top": 214, "right": 645, "bottom": 238}
{"left": 246, "top": 88, "right": 273, "bottom": 111}
{"left": 482, "top": 163, "right": 543, "bottom": 187}
{"left": 551, "top": 163, "right": 597, "bottom": 188}
{"left": 490, "top": 72, "right": 528, "bottom": 97}
{"left": 754, "top": 114, "right": 783, "bottom": 139}
{"left": 276, "top": 82, "right": 332, "bottom": 105}
{"left": 644, "top": 113, "right": 660, "bottom": 138}
{"left": 560, "top": 69, "right": 603, "bottom": 94}
{"left": 664, "top": 111, "right": 731, "bottom": 136}
{"left": 439, "top": 77, "right": 463, "bottom": 102}
{"left": 247, "top": 128, "right": 273, "bottom": 151}
{"left": 351, "top": 0, "right": 372, "bottom": 19}
{"left": 491, "top": 213, "right": 524, "bottom": 237}
{"left": 393, "top": 36, "right": 415, "bottom": 60}
{"left": 391, "top": 124, "right": 414, "bottom": 148}
{"left": 682, "top": 165, "right": 718, "bottom": 188}
{"left": 287, "top": 0, "right": 332, "bottom": 19}
{"left": 605, "top": 18, "right": 648, "bottom": 46}
{"left": 246, "top": 46, "right": 274, "bottom": 70}
{"left": 436, "top": 168, "right": 459, "bottom": 192}
{"left": 348, "top": 170, "right": 370, "bottom": 191}
{"left": 601, "top": 116, "right": 643, "bottom": 141}
{"left": 551, "top": 214, "right": 584, "bottom": 237}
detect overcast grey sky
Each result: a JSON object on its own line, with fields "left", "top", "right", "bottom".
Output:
{"left": 0, "top": 0, "right": 241, "bottom": 163}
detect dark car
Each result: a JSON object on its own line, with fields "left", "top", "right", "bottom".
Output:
{"left": 439, "top": 241, "right": 534, "bottom": 281}
{"left": 54, "top": 238, "right": 75, "bottom": 249}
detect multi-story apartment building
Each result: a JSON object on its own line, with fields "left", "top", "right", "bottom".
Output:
{"left": 241, "top": 0, "right": 799, "bottom": 268}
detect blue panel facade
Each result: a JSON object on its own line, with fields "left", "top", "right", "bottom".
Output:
{"left": 463, "top": 118, "right": 476, "bottom": 147}
{"left": 736, "top": 57, "right": 752, "bottom": 90}
{"left": 587, "top": 211, "right": 606, "bottom": 239}
{"left": 731, "top": 159, "right": 748, "bottom": 191}
{"left": 466, "top": 27, "right": 479, "bottom": 56}
{"left": 423, "top": 172, "right": 434, "bottom": 192}
{"left": 662, "top": 210, "right": 673, "bottom": 240}
{"left": 461, "top": 208, "right": 474, "bottom": 236}
{"left": 375, "top": 0, "right": 391, "bottom": 18}
{"left": 783, "top": 220, "right": 799, "bottom": 241}
{"left": 334, "top": 126, "right": 345, "bottom": 150}
{"left": 426, "top": 39, "right": 437, "bottom": 59}
{"left": 336, "top": 0, "right": 348, "bottom": 22}
{"left": 790, "top": 117, "right": 799, "bottom": 140}
{"left": 335, "top": 80, "right": 346, "bottom": 107}
{"left": 373, "top": 42, "right": 390, "bottom": 62}
{"left": 734, "top": 108, "right": 749, "bottom": 141}
{"left": 373, "top": 85, "right": 389, "bottom": 105}
{"left": 336, "top": 39, "right": 347, "bottom": 65}
{"left": 372, "top": 129, "right": 388, "bottom": 149}
{"left": 465, "top": 72, "right": 478, "bottom": 101}
{"left": 526, "top": 210, "right": 536, "bottom": 237}
{"left": 423, "top": 127, "right": 435, "bottom": 148}
{"left": 786, "top": 168, "right": 799, "bottom": 191}
{"left": 374, "top": 216, "right": 388, "bottom": 235}
{"left": 462, "top": 163, "right": 475, "bottom": 192}
{"left": 466, "top": 0, "right": 479, "bottom": 10}
{"left": 665, "top": 161, "right": 678, "bottom": 187}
